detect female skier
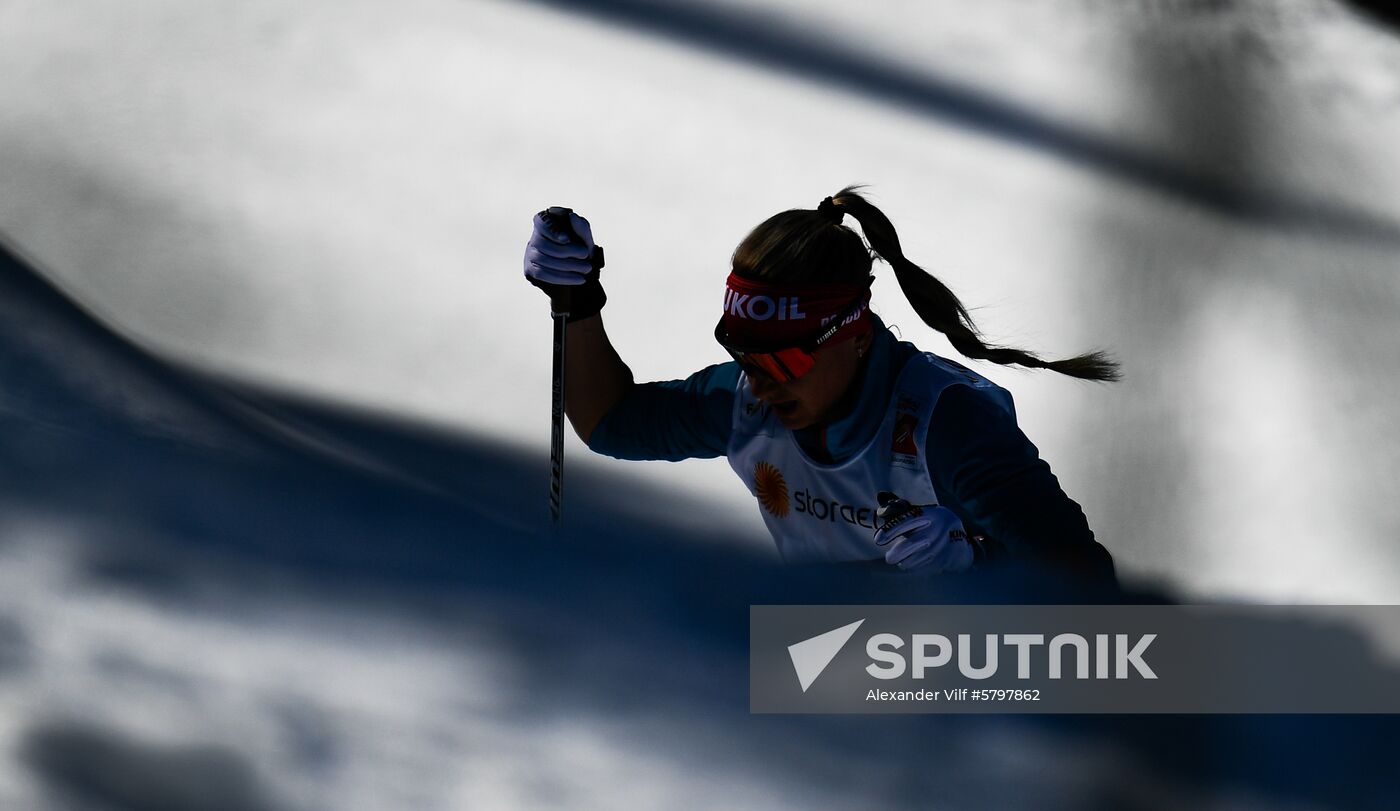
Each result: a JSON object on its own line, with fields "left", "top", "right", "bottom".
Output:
{"left": 524, "top": 187, "right": 1117, "bottom": 581}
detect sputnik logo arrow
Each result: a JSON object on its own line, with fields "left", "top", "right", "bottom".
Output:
{"left": 787, "top": 619, "right": 865, "bottom": 692}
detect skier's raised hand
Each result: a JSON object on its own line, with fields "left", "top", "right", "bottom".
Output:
{"left": 525, "top": 207, "right": 606, "bottom": 321}
{"left": 873, "top": 491, "right": 975, "bottom": 573}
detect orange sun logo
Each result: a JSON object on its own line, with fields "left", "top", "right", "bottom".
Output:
{"left": 754, "top": 461, "right": 789, "bottom": 518}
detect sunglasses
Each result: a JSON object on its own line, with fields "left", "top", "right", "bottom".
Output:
{"left": 714, "top": 293, "right": 869, "bottom": 384}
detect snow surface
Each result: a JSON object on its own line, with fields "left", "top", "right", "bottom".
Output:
{"left": 4, "top": 0, "right": 1400, "bottom": 600}
{"left": 5, "top": 0, "right": 1399, "bottom": 602}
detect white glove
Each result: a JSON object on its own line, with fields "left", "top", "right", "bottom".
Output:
{"left": 873, "top": 491, "right": 975, "bottom": 573}
{"left": 524, "top": 207, "right": 606, "bottom": 321}
{"left": 524, "top": 207, "right": 596, "bottom": 285}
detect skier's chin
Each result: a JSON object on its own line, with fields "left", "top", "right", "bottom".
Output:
{"left": 772, "top": 401, "right": 811, "bottom": 429}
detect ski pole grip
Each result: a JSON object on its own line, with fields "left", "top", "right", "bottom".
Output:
{"left": 874, "top": 490, "right": 920, "bottom": 533}
{"left": 541, "top": 208, "right": 575, "bottom": 317}
{"left": 540, "top": 207, "right": 604, "bottom": 319}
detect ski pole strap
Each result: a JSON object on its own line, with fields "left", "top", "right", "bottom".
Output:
{"left": 527, "top": 248, "right": 605, "bottom": 322}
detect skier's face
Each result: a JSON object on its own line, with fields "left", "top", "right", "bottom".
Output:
{"left": 745, "top": 332, "right": 873, "bottom": 430}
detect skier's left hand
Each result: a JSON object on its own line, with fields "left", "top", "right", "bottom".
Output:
{"left": 874, "top": 493, "right": 974, "bottom": 573}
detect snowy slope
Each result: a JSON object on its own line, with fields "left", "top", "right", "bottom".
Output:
{"left": 4, "top": 234, "right": 1397, "bottom": 811}
{"left": 4, "top": 0, "right": 1399, "bottom": 601}
{"left": 4, "top": 0, "right": 1400, "bottom": 797}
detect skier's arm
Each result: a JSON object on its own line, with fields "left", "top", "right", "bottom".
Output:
{"left": 926, "top": 385, "right": 1116, "bottom": 581}
{"left": 586, "top": 361, "right": 740, "bottom": 462}
{"left": 563, "top": 314, "right": 635, "bottom": 444}
{"left": 522, "top": 207, "right": 635, "bottom": 443}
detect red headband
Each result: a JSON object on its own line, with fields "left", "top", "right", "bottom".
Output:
{"left": 720, "top": 273, "right": 872, "bottom": 350}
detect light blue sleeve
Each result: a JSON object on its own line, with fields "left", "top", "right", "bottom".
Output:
{"left": 586, "top": 362, "right": 741, "bottom": 462}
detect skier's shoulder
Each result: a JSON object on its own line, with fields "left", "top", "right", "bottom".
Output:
{"left": 662, "top": 360, "right": 742, "bottom": 397}
{"left": 895, "top": 342, "right": 1004, "bottom": 395}
{"left": 893, "top": 343, "right": 1017, "bottom": 421}
{"left": 588, "top": 361, "right": 741, "bottom": 462}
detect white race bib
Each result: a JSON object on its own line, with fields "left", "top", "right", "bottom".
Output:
{"left": 726, "top": 350, "right": 1014, "bottom": 563}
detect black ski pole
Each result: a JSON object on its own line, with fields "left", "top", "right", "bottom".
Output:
{"left": 549, "top": 283, "right": 569, "bottom": 531}
{"left": 540, "top": 208, "right": 603, "bottom": 532}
